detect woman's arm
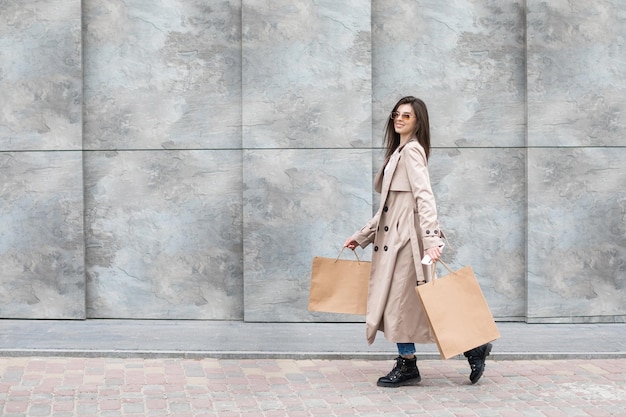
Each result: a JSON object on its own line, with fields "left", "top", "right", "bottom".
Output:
{"left": 344, "top": 209, "right": 381, "bottom": 250}
{"left": 403, "top": 143, "right": 444, "bottom": 253}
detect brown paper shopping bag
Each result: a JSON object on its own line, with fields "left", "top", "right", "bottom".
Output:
{"left": 416, "top": 261, "right": 500, "bottom": 359}
{"left": 308, "top": 249, "right": 370, "bottom": 315}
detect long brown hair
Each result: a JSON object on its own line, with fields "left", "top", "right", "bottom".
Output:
{"left": 383, "top": 96, "right": 431, "bottom": 160}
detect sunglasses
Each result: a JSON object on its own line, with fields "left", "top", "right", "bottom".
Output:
{"left": 390, "top": 111, "right": 415, "bottom": 121}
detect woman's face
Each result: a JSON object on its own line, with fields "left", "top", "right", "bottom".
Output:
{"left": 392, "top": 103, "right": 417, "bottom": 137}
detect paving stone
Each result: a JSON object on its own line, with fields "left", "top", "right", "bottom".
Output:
{"left": 0, "top": 357, "right": 625, "bottom": 416}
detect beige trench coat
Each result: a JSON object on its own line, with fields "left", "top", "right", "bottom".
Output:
{"left": 350, "top": 140, "right": 444, "bottom": 345}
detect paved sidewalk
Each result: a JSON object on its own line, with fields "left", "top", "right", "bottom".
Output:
{"left": 1, "top": 321, "right": 625, "bottom": 416}
{"left": 0, "top": 356, "right": 625, "bottom": 416}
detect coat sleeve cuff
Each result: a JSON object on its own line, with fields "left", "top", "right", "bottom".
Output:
{"left": 351, "top": 229, "right": 374, "bottom": 249}
{"left": 422, "top": 228, "right": 444, "bottom": 250}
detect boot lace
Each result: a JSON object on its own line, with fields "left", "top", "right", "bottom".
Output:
{"left": 384, "top": 358, "right": 405, "bottom": 381}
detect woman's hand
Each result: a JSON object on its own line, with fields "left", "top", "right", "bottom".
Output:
{"left": 425, "top": 246, "right": 442, "bottom": 262}
{"left": 344, "top": 238, "right": 358, "bottom": 250}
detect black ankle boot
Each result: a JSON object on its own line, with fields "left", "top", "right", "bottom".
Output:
{"left": 463, "top": 342, "right": 492, "bottom": 384}
{"left": 377, "top": 356, "right": 421, "bottom": 387}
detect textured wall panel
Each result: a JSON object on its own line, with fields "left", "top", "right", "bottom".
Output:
{"left": 242, "top": 0, "right": 372, "bottom": 148}
{"left": 0, "top": 0, "right": 84, "bottom": 319}
{"left": 527, "top": 0, "right": 626, "bottom": 323}
{"left": 243, "top": 149, "right": 372, "bottom": 322}
{"left": 527, "top": 1, "right": 626, "bottom": 147}
{"left": 430, "top": 148, "right": 526, "bottom": 319}
{"left": 372, "top": 0, "right": 526, "bottom": 147}
{"left": 0, "top": 152, "right": 85, "bottom": 318}
{"left": 83, "top": 0, "right": 241, "bottom": 150}
{"left": 0, "top": 1, "right": 81, "bottom": 151}
{"left": 85, "top": 150, "right": 243, "bottom": 319}
{"left": 82, "top": 0, "right": 244, "bottom": 319}
{"left": 527, "top": 148, "right": 626, "bottom": 322}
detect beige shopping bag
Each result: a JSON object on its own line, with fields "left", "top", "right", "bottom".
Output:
{"left": 308, "top": 249, "right": 370, "bottom": 315}
{"left": 416, "top": 261, "right": 500, "bottom": 359}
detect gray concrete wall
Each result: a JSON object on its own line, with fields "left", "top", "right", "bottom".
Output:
{"left": 526, "top": 1, "right": 626, "bottom": 322}
{"left": 0, "top": 1, "right": 85, "bottom": 318}
{"left": 81, "top": 0, "right": 244, "bottom": 320}
{"left": 0, "top": 1, "right": 624, "bottom": 322}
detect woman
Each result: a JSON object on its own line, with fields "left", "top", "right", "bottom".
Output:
{"left": 344, "top": 96, "right": 492, "bottom": 387}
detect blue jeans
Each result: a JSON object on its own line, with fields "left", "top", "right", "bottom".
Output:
{"left": 397, "top": 343, "right": 416, "bottom": 356}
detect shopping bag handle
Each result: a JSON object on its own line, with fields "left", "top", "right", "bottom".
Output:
{"left": 430, "top": 259, "right": 454, "bottom": 281}
{"left": 337, "top": 247, "right": 363, "bottom": 264}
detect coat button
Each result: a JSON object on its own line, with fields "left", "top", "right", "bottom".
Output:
{"left": 384, "top": 226, "right": 389, "bottom": 232}
{"left": 383, "top": 206, "right": 389, "bottom": 212}
{"left": 384, "top": 246, "right": 388, "bottom": 251}
{"left": 374, "top": 246, "right": 379, "bottom": 251}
